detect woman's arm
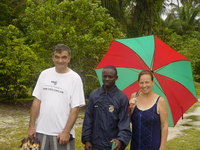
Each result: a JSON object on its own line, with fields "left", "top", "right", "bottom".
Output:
{"left": 158, "top": 97, "right": 168, "bottom": 150}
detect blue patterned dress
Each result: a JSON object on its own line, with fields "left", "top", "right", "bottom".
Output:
{"left": 130, "top": 97, "right": 161, "bottom": 150}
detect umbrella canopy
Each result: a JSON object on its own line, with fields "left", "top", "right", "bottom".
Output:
{"left": 95, "top": 35, "right": 198, "bottom": 126}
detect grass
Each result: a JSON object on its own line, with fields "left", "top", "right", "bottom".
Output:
{"left": 166, "top": 128, "right": 200, "bottom": 150}
{"left": 0, "top": 104, "right": 29, "bottom": 150}
{"left": 195, "top": 82, "right": 200, "bottom": 98}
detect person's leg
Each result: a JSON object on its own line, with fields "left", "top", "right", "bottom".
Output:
{"left": 48, "top": 135, "right": 56, "bottom": 150}
{"left": 36, "top": 133, "right": 50, "bottom": 150}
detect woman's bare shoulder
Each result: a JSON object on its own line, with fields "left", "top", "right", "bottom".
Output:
{"left": 158, "top": 96, "right": 167, "bottom": 106}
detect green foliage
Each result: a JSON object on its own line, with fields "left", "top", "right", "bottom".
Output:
{"left": 19, "top": 0, "right": 124, "bottom": 95}
{"left": 163, "top": 31, "right": 200, "bottom": 82}
{"left": 195, "top": 82, "right": 200, "bottom": 98}
{"left": 165, "top": 0, "right": 200, "bottom": 34}
{"left": 100, "top": 0, "right": 166, "bottom": 37}
{"left": 128, "top": 0, "right": 163, "bottom": 37}
{"left": 0, "top": 0, "right": 26, "bottom": 26}
{"left": 159, "top": 1, "right": 200, "bottom": 82}
{"left": 100, "top": 0, "right": 127, "bottom": 28}
{"left": 0, "top": 0, "right": 13, "bottom": 26}
{"left": 0, "top": 25, "right": 39, "bottom": 101}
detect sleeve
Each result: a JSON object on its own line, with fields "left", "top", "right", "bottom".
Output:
{"left": 32, "top": 72, "right": 43, "bottom": 101}
{"left": 81, "top": 92, "right": 94, "bottom": 144}
{"left": 70, "top": 75, "right": 85, "bottom": 108}
{"left": 117, "top": 94, "right": 132, "bottom": 146}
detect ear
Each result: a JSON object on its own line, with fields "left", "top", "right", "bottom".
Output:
{"left": 116, "top": 75, "right": 118, "bottom": 80}
{"left": 68, "top": 56, "right": 71, "bottom": 63}
{"left": 52, "top": 54, "right": 55, "bottom": 61}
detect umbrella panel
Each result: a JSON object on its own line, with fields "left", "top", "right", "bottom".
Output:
{"left": 153, "top": 36, "right": 189, "bottom": 70}
{"left": 116, "top": 35, "right": 154, "bottom": 69}
{"left": 96, "top": 40, "right": 149, "bottom": 70}
{"left": 155, "top": 61, "right": 197, "bottom": 97}
{"left": 155, "top": 73, "right": 198, "bottom": 125}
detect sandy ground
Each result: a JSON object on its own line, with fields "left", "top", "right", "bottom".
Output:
{"left": 167, "top": 99, "right": 200, "bottom": 141}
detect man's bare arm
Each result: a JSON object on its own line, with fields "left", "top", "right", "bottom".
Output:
{"left": 58, "top": 106, "right": 80, "bottom": 144}
{"left": 28, "top": 98, "right": 41, "bottom": 137}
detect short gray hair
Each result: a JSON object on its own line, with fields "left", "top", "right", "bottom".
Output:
{"left": 53, "top": 44, "right": 71, "bottom": 56}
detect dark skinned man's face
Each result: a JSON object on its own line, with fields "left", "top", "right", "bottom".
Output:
{"left": 102, "top": 68, "right": 118, "bottom": 90}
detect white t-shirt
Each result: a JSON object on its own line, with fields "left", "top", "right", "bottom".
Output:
{"left": 32, "top": 67, "right": 85, "bottom": 136}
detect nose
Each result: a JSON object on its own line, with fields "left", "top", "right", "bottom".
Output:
{"left": 105, "top": 76, "right": 110, "bottom": 80}
{"left": 142, "top": 83, "right": 147, "bottom": 87}
{"left": 57, "top": 57, "right": 63, "bottom": 63}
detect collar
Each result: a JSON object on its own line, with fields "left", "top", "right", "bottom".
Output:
{"left": 99, "top": 86, "right": 119, "bottom": 97}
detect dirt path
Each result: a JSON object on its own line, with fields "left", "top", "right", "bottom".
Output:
{"left": 167, "top": 100, "right": 200, "bottom": 141}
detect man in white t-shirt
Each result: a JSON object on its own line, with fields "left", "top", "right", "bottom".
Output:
{"left": 28, "top": 44, "right": 85, "bottom": 150}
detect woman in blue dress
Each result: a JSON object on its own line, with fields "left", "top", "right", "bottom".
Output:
{"left": 129, "top": 70, "right": 168, "bottom": 150}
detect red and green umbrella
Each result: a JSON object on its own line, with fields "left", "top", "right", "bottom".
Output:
{"left": 95, "top": 35, "right": 198, "bottom": 126}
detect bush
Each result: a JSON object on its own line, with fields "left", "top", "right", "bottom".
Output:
{"left": 0, "top": 25, "right": 39, "bottom": 101}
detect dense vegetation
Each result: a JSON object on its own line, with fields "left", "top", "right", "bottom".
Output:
{"left": 0, "top": 0, "right": 199, "bottom": 102}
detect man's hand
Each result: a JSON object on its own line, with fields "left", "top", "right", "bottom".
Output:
{"left": 85, "top": 141, "right": 92, "bottom": 150}
{"left": 111, "top": 139, "right": 121, "bottom": 150}
{"left": 57, "top": 131, "right": 70, "bottom": 144}
{"left": 28, "top": 126, "right": 36, "bottom": 137}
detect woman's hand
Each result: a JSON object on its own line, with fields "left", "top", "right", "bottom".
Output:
{"left": 129, "top": 97, "right": 137, "bottom": 106}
